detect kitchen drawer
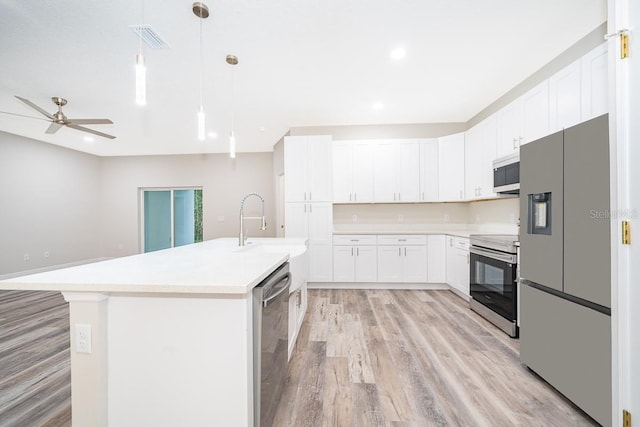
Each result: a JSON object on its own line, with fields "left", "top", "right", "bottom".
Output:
{"left": 377, "top": 235, "right": 427, "bottom": 245}
{"left": 448, "top": 236, "right": 469, "bottom": 250}
{"left": 333, "top": 234, "right": 377, "bottom": 246}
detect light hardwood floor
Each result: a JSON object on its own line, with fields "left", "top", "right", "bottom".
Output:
{"left": 0, "top": 289, "right": 598, "bottom": 427}
{"left": 274, "top": 289, "right": 599, "bottom": 427}
{"left": 0, "top": 290, "right": 71, "bottom": 427}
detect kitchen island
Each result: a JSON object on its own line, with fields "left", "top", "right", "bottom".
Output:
{"left": 0, "top": 238, "right": 305, "bottom": 427}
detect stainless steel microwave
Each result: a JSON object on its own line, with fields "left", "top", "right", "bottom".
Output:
{"left": 493, "top": 153, "right": 520, "bottom": 194}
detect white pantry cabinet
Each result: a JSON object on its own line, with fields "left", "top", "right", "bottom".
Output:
{"left": 427, "top": 235, "right": 446, "bottom": 283}
{"left": 465, "top": 115, "right": 497, "bottom": 200}
{"left": 333, "top": 141, "right": 374, "bottom": 203}
{"left": 549, "top": 60, "right": 582, "bottom": 133}
{"left": 284, "top": 135, "right": 333, "bottom": 202}
{"left": 377, "top": 235, "right": 427, "bottom": 283}
{"left": 581, "top": 43, "right": 608, "bottom": 122}
{"left": 285, "top": 202, "right": 333, "bottom": 282}
{"left": 332, "top": 235, "right": 377, "bottom": 282}
{"left": 419, "top": 139, "right": 439, "bottom": 202}
{"left": 446, "top": 236, "right": 470, "bottom": 296}
{"left": 373, "top": 140, "right": 421, "bottom": 203}
{"left": 438, "top": 132, "right": 465, "bottom": 202}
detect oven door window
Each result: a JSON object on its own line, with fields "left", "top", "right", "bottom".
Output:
{"left": 469, "top": 252, "right": 517, "bottom": 321}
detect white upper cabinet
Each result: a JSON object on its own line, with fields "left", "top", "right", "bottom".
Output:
{"left": 581, "top": 43, "right": 608, "bottom": 122}
{"left": 438, "top": 132, "right": 465, "bottom": 202}
{"left": 333, "top": 141, "right": 374, "bottom": 203}
{"left": 465, "top": 115, "right": 497, "bottom": 200}
{"left": 285, "top": 135, "right": 332, "bottom": 202}
{"left": 373, "top": 140, "right": 420, "bottom": 203}
{"left": 522, "top": 80, "right": 550, "bottom": 145}
{"left": 549, "top": 60, "right": 582, "bottom": 132}
{"left": 497, "top": 80, "right": 549, "bottom": 154}
{"left": 496, "top": 98, "right": 523, "bottom": 157}
{"left": 419, "top": 139, "right": 439, "bottom": 202}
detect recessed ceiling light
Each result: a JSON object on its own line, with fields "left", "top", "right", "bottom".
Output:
{"left": 208, "top": 132, "right": 217, "bottom": 139}
{"left": 83, "top": 136, "right": 95, "bottom": 142}
{"left": 372, "top": 102, "right": 384, "bottom": 110}
{"left": 390, "top": 47, "right": 406, "bottom": 60}
{"left": 259, "top": 126, "right": 265, "bottom": 132}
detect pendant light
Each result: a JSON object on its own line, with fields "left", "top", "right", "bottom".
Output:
{"left": 135, "top": 0, "right": 146, "bottom": 105}
{"left": 193, "top": 2, "right": 209, "bottom": 141}
{"left": 227, "top": 54, "right": 238, "bottom": 158}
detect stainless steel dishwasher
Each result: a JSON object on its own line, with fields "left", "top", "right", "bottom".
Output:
{"left": 253, "top": 262, "right": 290, "bottom": 427}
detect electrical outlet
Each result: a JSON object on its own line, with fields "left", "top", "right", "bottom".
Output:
{"left": 444, "top": 214, "right": 450, "bottom": 223}
{"left": 75, "top": 324, "right": 92, "bottom": 354}
{"left": 352, "top": 214, "right": 357, "bottom": 222}
{"left": 23, "top": 253, "right": 30, "bottom": 262}
{"left": 475, "top": 214, "right": 481, "bottom": 222}
{"left": 44, "top": 251, "right": 50, "bottom": 259}
{"left": 398, "top": 214, "right": 404, "bottom": 222}
{"left": 217, "top": 215, "right": 225, "bottom": 222}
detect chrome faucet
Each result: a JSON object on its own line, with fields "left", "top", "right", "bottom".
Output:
{"left": 239, "top": 193, "right": 267, "bottom": 246}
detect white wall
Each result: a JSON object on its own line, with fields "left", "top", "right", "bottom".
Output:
{"left": 0, "top": 132, "right": 102, "bottom": 275}
{"left": 99, "top": 153, "right": 276, "bottom": 257}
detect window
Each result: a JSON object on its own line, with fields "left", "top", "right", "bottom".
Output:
{"left": 140, "top": 188, "right": 203, "bottom": 253}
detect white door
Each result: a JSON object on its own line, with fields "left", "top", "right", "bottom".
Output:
{"left": 549, "top": 60, "right": 582, "bottom": 132}
{"left": 611, "top": 0, "right": 639, "bottom": 422}
{"left": 496, "top": 99, "right": 523, "bottom": 157}
{"left": 332, "top": 141, "right": 352, "bottom": 203}
{"left": 377, "top": 246, "right": 402, "bottom": 282}
{"left": 307, "top": 136, "right": 332, "bottom": 202}
{"left": 581, "top": 42, "right": 609, "bottom": 122}
{"left": 284, "top": 203, "right": 308, "bottom": 238}
{"left": 354, "top": 246, "right": 377, "bottom": 282}
{"left": 332, "top": 246, "right": 354, "bottom": 282}
{"left": 352, "top": 142, "right": 374, "bottom": 203}
{"left": 522, "top": 80, "right": 550, "bottom": 144}
{"left": 284, "top": 137, "right": 308, "bottom": 202}
{"left": 373, "top": 141, "right": 397, "bottom": 202}
{"left": 397, "top": 142, "right": 421, "bottom": 202}
{"left": 402, "top": 245, "right": 428, "bottom": 283}
{"left": 427, "top": 235, "right": 446, "bottom": 283}
{"left": 420, "top": 139, "right": 439, "bottom": 202}
{"left": 438, "top": 133, "right": 465, "bottom": 201}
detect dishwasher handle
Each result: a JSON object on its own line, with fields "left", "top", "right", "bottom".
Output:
{"left": 262, "top": 273, "right": 291, "bottom": 308}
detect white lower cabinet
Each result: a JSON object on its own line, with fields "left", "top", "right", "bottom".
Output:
{"left": 377, "top": 235, "right": 427, "bottom": 283}
{"left": 427, "top": 235, "right": 446, "bottom": 283}
{"left": 332, "top": 235, "right": 377, "bottom": 282}
{"left": 446, "top": 236, "right": 470, "bottom": 296}
{"left": 288, "top": 283, "right": 307, "bottom": 359}
{"left": 285, "top": 202, "right": 333, "bottom": 282}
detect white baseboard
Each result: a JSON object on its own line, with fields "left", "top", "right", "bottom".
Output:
{"left": 308, "top": 282, "right": 450, "bottom": 290}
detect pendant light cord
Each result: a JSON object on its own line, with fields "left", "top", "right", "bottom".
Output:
{"left": 199, "top": 11, "right": 204, "bottom": 108}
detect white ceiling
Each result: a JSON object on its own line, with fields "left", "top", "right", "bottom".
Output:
{"left": 0, "top": 0, "right": 606, "bottom": 157}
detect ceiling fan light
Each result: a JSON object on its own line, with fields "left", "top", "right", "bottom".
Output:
{"left": 197, "top": 106, "right": 206, "bottom": 141}
{"left": 135, "top": 53, "right": 146, "bottom": 106}
{"left": 229, "top": 131, "right": 236, "bottom": 158}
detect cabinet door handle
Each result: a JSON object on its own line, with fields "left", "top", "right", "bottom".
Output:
{"left": 350, "top": 239, "right": 359, "bottom": 242}
{"left": 309, "top": 192, "right": 312, "bottom": 200}
{"left": 354, "top": 193, "right": 357, "bottom": 201}
{"left": 351, "top": 247, "right": 354, "bottom": 256}
{"left": 459, "top": 190, "right": 463, "bottom": 199}
{"left": 398, "top": 192, "right": 401, "bottom": 201}
{"left": 518, "top": 136, "right": 523, "bottom": 147}
{"left": 404, "top": 247, "right": 407, "bottom": 256}
{"left": 399, "top": 248, "right": 401, "bottom": 256}
{"left": 394, "top": 193, "right": 396, "bottom": 201}
{"left": 467, "top": 254, "right": 470, "bottom": 264}
{"left": 356, "top": 247, "right": 359, "bottom": 256}
{"left": 349, "top": 193, "right": 352, "bottom": 201}
{"left": 304, "top": 192, "right": 307, "bottom": 201}
{"left": 309, "top": 203, "right": 313, "bottom": 213}
{"left": 422, "top": 191, "right": 425, "bottom": 200}
{"left": 513, "top": 138, "right": 518, "bottom": 149}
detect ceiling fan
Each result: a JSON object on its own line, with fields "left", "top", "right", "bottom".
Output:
{"left": 0, "top": 96, "right": 116, "bottom": 139}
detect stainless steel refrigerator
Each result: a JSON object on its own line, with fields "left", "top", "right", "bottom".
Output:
{"left": 519, "top": 114, "right": 611, "bottom": 427}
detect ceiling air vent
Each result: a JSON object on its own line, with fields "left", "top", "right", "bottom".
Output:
{"left": 129, "top": 25, "right": 169, "bottom": 49}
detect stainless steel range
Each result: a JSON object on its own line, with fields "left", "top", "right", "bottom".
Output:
{"left": 469, "top": 234, "right": 519, "bottom": 337}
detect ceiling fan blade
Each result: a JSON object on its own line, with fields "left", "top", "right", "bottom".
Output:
{"left": 45, "top": 122, "right": 63, "bottom": 134}
{"left": 0, "top": 111, "right": 50, "bottom": 121}
{"left": 67, "top": 124, "right": 116, "bottom": 140}
{"left": 67, "top": 118, "right": 113, "bottom": 125}
{"left": 15, "top": 96, "right": 54, "bottom": 119}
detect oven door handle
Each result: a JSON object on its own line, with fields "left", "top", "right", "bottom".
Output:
{"left": 470, "top": 246, "right": 517, "bottom": 264}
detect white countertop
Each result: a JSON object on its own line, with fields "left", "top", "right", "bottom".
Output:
{"left": 0, "top": 238, "right": 303, "bottom": 295}
{"left": 332, "top": 223, "right": 519, "bottom": 239}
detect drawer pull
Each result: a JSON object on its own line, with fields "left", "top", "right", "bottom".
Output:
{"left": 398, "top": 239, "right": 407, "bottom": 242}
